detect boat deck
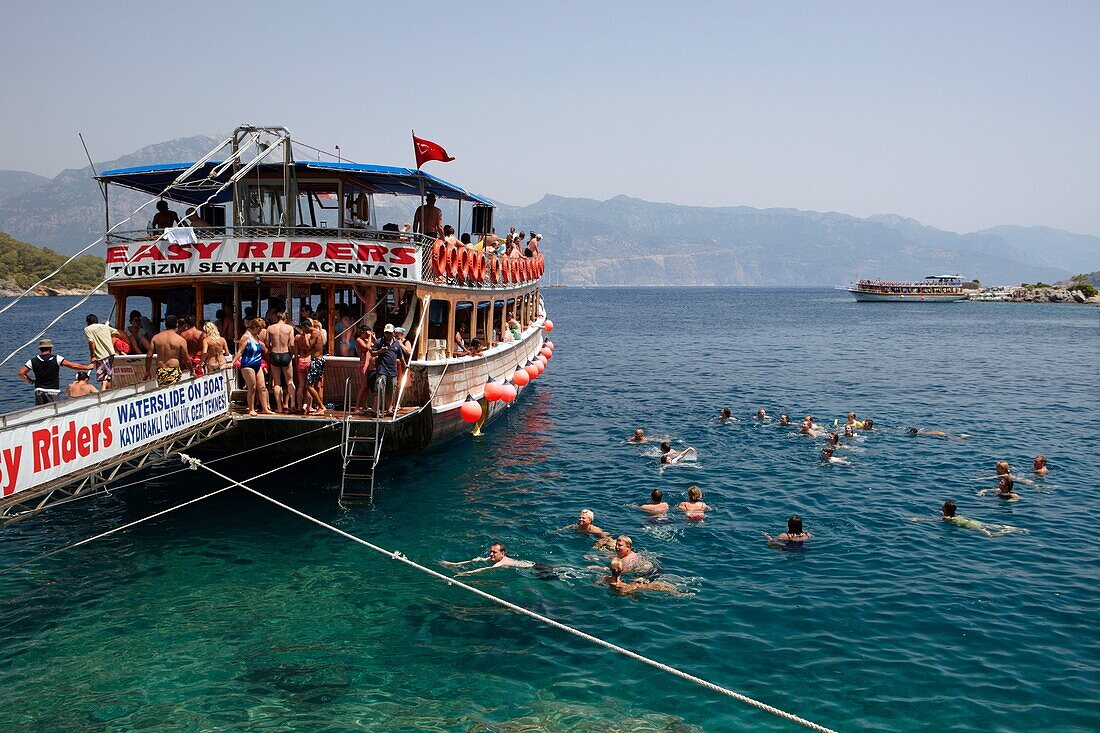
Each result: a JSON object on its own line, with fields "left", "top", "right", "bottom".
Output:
{"left": 229, "top": 405, "right": 420, "bottom": 423}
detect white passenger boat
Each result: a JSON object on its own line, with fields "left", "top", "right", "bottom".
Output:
{"left": 842, "top": 275, "right": 967, "bottom": 302}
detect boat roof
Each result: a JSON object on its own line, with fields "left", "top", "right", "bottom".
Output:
{"left": 95, "top": 161, "right": 495, "bottom": 207}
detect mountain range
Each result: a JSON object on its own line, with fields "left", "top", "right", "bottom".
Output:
{"left": 2, "top": 136, "right": 1097, "bottom": 286}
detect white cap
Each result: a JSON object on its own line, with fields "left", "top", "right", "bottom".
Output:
{"left": 383, "top": 323, "right": 395, "bottom": 333}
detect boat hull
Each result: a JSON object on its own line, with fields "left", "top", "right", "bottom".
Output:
{"left": 846, "top": 289, "right": 966, "bottom": 302}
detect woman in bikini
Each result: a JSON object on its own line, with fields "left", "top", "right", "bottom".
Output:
{"left": 294, "top": 319, "right": 313, "bottom": 414}
{"left": 233, "top": 318, "right": 272, "bottom": 416}
{"left": 355, "top": 325, "right": 375, "bottom": 413}
{"left": 201, "top": 320, "right": 229, "bottom": 373}
{"left": 765, "top": 514, "right": 812, "bottom": 548}
{"left": 677, "top": 486, "right": 711, "bottom": 520}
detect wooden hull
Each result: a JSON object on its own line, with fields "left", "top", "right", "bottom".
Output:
{"left": 846, "top": 289, "right": 966, "bottom": 302}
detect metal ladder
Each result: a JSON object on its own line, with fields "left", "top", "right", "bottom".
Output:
{"left": 339, "top": 379, "right": 382, "bottom": 506}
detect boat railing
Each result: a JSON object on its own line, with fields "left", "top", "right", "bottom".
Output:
{"left": 105, "top": 225, "right": 437, "bottom": 246}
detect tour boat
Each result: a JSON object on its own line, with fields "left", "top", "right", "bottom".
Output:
{"left": 842, "top": 275, "right": 967, "bottom": 302}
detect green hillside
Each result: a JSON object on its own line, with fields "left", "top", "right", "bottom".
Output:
{"left": 0, "top": 230, "right": 104, "bottom": 291}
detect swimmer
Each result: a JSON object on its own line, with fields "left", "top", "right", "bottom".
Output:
{"left": 1033, "top": 455, "right": 1049, "bottom": 476}
{"left": 827, "top": 432, "right": 842, "bottom": 448}
{"left": 660, "top": 441, "right": 697, "bottom": 465}
{"left": 908, "top": 427, "right": 948, "bottom": 438}
{"left": 845, "top": 412, "right": 864, "bottom": 429}
{"left": 764, "top": 514, "right": 812, "bottom": 548}
{"left": 718, "top": 408, "right": 735, "bottom": 421}
{"left": 756, "top": 408, "right": 768, "bottom": 421}
{"left": 976, "top": 460, "right": 1035, "bottom": 486}
{"left": 565, "top": 509, "right": 612, "bottom": 546}
{"left": 843, "top": 424, "right": 856, "bottom": 438}
{"left": 677, "top": 486, "right": 710, "bottom": 519}
{"left": 443, "top": 542, "right": 552, "bottom": 576}
{"left": 779, "top": 414, "right": 791, "bottom": 426}
{"left": 798, "top": 417, "right": 819, "bottom": 438}
{"left": 600, "top": 557, "right": 685, "bottom": 597}
{"left": 639, "top": 489, "right": 669, "bottom": 514}
{"left": 821, "top": 445, "right": 849, "bottom": 464}
{"left": 861, "top": 418, "right": 874, "bottom": 431}
{"left": 613, "top": 535, "right": 651, "bottom": 574}
{"left": 978, "top": 475, "right": 1020, "bottom": 503}
{"left": 628, "top": 428, "right": 648, "bottom": 444}
{"left": 937, "top": 497, "right": 1020, "bottom": 537}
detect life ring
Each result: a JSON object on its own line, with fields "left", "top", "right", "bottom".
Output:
{"left": 490, "top": 256, "right": 502, "bottom": 283}
{"left": 475, "top": 252, "right": 486, "bottom": 282}
{"left": 432, "top": 239, "right": 447, "bottom": 279}
{"left": 538, "top": 254, "right": 545, "bottom": 277}
{"left": 447, "top": 243, "right": 461, "bottom": 279}
{"left": 520, "top": 259, "right": 529, "bottom": 282}
{"left": 458, "top": 247, "right": 471, "bottom": 283}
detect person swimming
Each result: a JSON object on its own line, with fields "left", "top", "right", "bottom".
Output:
{"left": 765, "top": 514, "right": 812, "bottom": 548}
{"left": 628, "top": 428, "right": 648, "bottom": 444}
{"left": 639, "top": 489, "right": 669, "bottom": 514}
{"left": 1033, "top": 455, "right": 1049, "bottom": 475}
{"left": 600, "top": 557, "right": 684, "bottom": 596}
{"left": 861, "top": 418, "right": 874, "bottom": 431}
{"left": 843, "top": 424, "right": 856, "bottom": 438}
{"left": 909, "top": 427, "right": 948, "bottom": 437}
{"left": 566, "top": 509, "right": 613, "bottom": 547}
{"left": 821, "top": 444, "right": 849, "bottom": 464}
{"left": 660, "top": 441, "right": 697, "bottom": 465}
{"left": 677, "top": 486, "right": 710, "bottom": 519}
{"left": 828, "top": 432, "right": 842, "bottom": 448}
{"left": 756, "top": 408, "right": 768, "bottom": 421}
{"left": 976, "top": 460, "right": 1034, "bottom": 487}
{"left": 928, "top": 500, "right": 1027, "bottom": 538}
{"left": 845, "top": 412, "right": 864, "bottom": 429}
{"left": 779, "top": 414, "right": 791, "bottom": 426}
{"left": 719, "top": 408, "right": 735, "bottom": 421}
{"left": 443, "top": 541, "right": 557, "bottom": 578}
{"left": 799, "top": 416, "right": 819, "bottom": 438}
{"left": 978, "top": 475, "right": 1020, "bottom": 502}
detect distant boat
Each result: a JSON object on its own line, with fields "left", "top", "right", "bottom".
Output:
{"left": 842, "top": 275, "right": 967, "bottom": 302}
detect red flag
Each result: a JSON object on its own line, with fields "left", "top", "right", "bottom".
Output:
{"left": 412, "top": 135, "right": 455, "bottom": 168}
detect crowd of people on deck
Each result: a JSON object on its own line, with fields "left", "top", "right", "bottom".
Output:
{"left": 414, "top": 192, "right": 544, "bottom": 261}
{"left": 447, "top": 406, "right": 1047, "bottom": 596}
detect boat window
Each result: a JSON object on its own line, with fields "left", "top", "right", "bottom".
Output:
{"left": 296, "top": 183, "right": 340, "bottom": 229}
{"left": 427, "top": 300, "right": 451, "bottom": 358}
{"left": 242, "top": 184, "right": 287, "bottom": 227}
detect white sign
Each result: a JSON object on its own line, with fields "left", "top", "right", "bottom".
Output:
{"left": 104, "top": 238, "right": 422, "bottom": 282}
{"left": 0, "top": 372, "right": 230, "bottom": 498}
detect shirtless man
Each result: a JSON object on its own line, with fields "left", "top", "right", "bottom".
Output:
{"left": 639, "top": 489, "right": 669, "bottom": 514}
{"left": 567, "top": 509, "right": 612, "bottom": 547}
{"left": 756, "top": 407, "right": 768, "bottom": 421}
{"left": 1033, "top": 455, "right": 1049, "bottom": 476}
{"left": 601, "top": 557, "right": 684, "bottom": 597}
{"left": 179, "top": 315, "right": 205, "bottom": 376}
{"left": 266, "top": 312, "right": 296, "bottom": 413}
{"left": 66, "top": 371, "right": 99, "bottom": 398}
{"left": 779, "top": 414, "right": 791, "bottom": 426}
{"left": 182, "top": 207, "right": 209, "bottom": 228}
{"left": 613, "top": 535, "right": 650, "bottom": 574}
{"left": 412, "top": 193, "right": 444, "bottom": 237}
{"left": 628, "top": 428, "right": 648, "bottom": 444}
{"left": 660, "top": 441, "right": 696, "bottom": 465}
{"left": 151, "top": 200, "right": 179, "bottom": 230}
{"left": 302, "top": 318, "right": 326, "bottom": 415}
{"left": 442, "top": 542, "right": 552, "bottom": 577}
{"left": 146, "top": 315, "right": 191, "bottom": 387}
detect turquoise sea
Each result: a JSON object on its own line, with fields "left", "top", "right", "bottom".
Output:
{"left": 0, "top": 289, "right": 1097, "bottom": 732}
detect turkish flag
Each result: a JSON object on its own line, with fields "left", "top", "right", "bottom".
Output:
{"left": 413, "top": 135, "right": 455, "bottom": 168}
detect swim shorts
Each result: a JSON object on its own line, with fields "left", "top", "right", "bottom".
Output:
{"left": 306, "top": 357, "right": 325, "bottom": 386}
{"left": 269, "top": 352, "right": 292, "bottom": 368}
{"left": 96, "top": 355, "right": 114, "bottom": 384}
{"left": 156, "top": 366, "right": 182, "bottom": 387}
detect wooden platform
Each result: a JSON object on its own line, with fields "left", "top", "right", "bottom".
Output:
{"left": 229, "top": 405, "right": 419, "bottom": 423}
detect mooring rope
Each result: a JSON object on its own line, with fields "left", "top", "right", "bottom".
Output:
{"left": 184, "top": 455, "right": 839, "bottom": 733}
{"left": 0, "top": 445, "right": 338, "bottom": 576}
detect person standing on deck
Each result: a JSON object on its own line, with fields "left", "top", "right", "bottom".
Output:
{"left": 302, "top": 318, "right": 327, "bottom": 416}
{"left": 84, "top": 314, "right": 121, "bottom": 391}
{"left": 354, "top": 325, "right": 375, "bottom": 413}
{"left": 412, "top": 193, "right": 444, "bottom": 237}
{"left": 371, "top": 324, "right": 406, "bottom": 417}
{"left": 147, "top": 315, "right": 192, "bottom": 387}
{"left": 179, "top": 315, "right": 205, "bottom": 376}
{"left": 19, "top": 339, "right": 92, "bottom": 405}
{"left": 266, "top": 312, "right": 296, "bottom": 413}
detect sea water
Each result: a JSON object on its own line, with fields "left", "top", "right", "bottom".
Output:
{"left": 0, "top": 289, "right": 1096, "bottom": 732}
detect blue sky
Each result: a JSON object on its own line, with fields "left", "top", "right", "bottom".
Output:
{"left": 1, "top": 1, "right": 1097, "bottom": 234}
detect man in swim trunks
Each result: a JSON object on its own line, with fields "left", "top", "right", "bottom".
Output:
{"left": 146, "top": 314, "right": 191, "bottom": 387}
{"left": 628, "top": 428, "right": 648, "bottom": 443}
{"left": 301, "top": 318, "right": 326, "bottom": 415}
{"left": 179, "top": 315, "right": 205, "bottom": 377}
{"left": 266, "top": 311, "right": 295, "bottom": 413}
{"left": 639, "top": 489, "right": 669, "bottom": 514}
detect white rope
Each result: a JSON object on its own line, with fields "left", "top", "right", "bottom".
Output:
{"left": 188, "top": 457, "right": 838, "bottom": 733}
{"left": 0, "top": 444, "right": 338, "bottom": 576}
{"left": 0, "top": 132, "right": 290, "bottom": 371}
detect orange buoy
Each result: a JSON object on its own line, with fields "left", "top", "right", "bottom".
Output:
{"left": 533, "top": 358, "right": 545, "bottom": 375}
{"left": 543, "top": 319, "right": 554, "bottom": 332}
{"left": 540, "top": 347, "right": 552, "bottom": 359}
{"left": 512, "top": 364, "right": 530, "bottom": 386}
{"left": 491, "top": 256, "right": 503, "bottom": 283}
{"left": 499, "top": 380, "right": 517, "bottom": 403}
{"left": 447, "top": 243, "right": 461, "bottom": 279}
{"left": 484, "top": 376, "right": 502, "bottom": 402}
{"left": 432, "top": 239, "right": 447, "bottom": 279}
{"left": 460, "top": 395, "right": 483, "bottom": 423}
{"left": 524, "top": 360, "right": 539, "bottom": 379}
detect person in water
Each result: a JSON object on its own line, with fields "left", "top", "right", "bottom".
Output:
{"left": 612, "top": 535, "right": 651, "bottom": 574}
{"left": 568, "top": 509, "right": 612, "bottom": 546}
{"left": 765, "top": 514, "right": 812, "bottom": 548}
{"left": 779, "top": 414, "right": 791, "bottom": 426}
{"left": 756, "top": 408, "right": 768, "bottom": 421}
{"left": 1033, "top": 455, "right": 1049, "bottom": 475}
{"left": 799, "top": 416, "right": 820, "bottom": 438}
{"left": 861, "top": 418, "right": 874, "bottom": 431}
{"left": 660, "top": 441, "right": 697, "bottom": 465}
{"left": 978, "top": 475, "right": 1020, "bottom": 502}
{"left": 916, "top": 500, "right": 1027, "bottom": 538}
{"left": 845, "top": 412, "right": 864, "bottom": 429}
{"left": 443, "top": 542, "right": 555, "bottom": 577}
{"left": 909, "top": 427, "right": 948, "bottom": 438}
{"left": 827, "top": 432, "right": 842, "bottom": 448}
{"left": 719, "top": 408, "right": 734, "bottom": 421}
{"left": 628, "top": 428, "right": 648, "bottom": 444}
{"left": 677, "top": 486, "right": 710, "bottom": 519}
{"left": 601, "top": 557, "right": 684, "bottom": 597}
{"left": 639, "top": 489, "right": 669, "bottom": 514}
{"left": 821, "top": 444, "right": 849, "bottom": 464}
{"left": 843, "top": 424, "right": 856, "bottom": 438}
{"left": 976, "top": 460, "right": 1034, "bottom": 487}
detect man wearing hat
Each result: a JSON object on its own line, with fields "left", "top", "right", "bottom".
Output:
{"left": 370, "top": 323, "right": 406, "bottom": 416}
{"left": 18, "top": 339, "right": 93, "bottom": 405}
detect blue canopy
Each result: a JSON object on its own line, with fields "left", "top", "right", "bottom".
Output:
{"left": 96, "top": 161, "right": 495, "bottom": 207}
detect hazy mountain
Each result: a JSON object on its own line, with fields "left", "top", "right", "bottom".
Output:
{"left": 496, "top": 195, "right": 1078, "bottom": 286}
{"left": 0, "top": 170, "right": 50, "bottom": 203}
{"left": 0, "top": 136, "right": 223, "bottom": 254}
{"left": 0, "top": 135, "right": 1095, "bottom": 286}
